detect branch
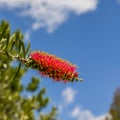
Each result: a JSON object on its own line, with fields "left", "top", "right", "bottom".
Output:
{"left": 76, "top": 77, "right": 83, "bottom": 82}
{"left": 0, "top": 50, "right": 28, "bottom": 62}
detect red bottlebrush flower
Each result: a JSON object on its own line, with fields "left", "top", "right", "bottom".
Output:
{"left": 29, "top": 51, "right": 81, "bottom": 82}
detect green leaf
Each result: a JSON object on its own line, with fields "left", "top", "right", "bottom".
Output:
{"left": 13, "top": 63, "right": 21, "bottom": 81}
{"left": 0, "top": 40, "right": 7, "bottom": 50}
{"left": 5, "top": 27, "right": 10, "bottom": 50}
{"left": 25, "top": 42, "right": 30, "bottom": 55}
{"left": 0, "top": 38, "right": 6, "bottom": 45}
{"left": 26, "top": 77, "right": 40, "bottom": 91}
{"left": 18, "top": 40, "right": 21, "bottom": 54}
{"left": 20, "top": 40, "right": 25, "bottom": 58}
{"left": 9, "top": 33, "right": 16, "bottom": 52}
{"left": 10, "top": 41, "right": 15, "bottom": 52}
{"left": 0, "top": 21, "right": 9, "bottom": 42}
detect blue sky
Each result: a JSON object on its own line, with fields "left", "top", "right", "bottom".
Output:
{"left": 0, "top": 0, "right": 120, "bottom": 120}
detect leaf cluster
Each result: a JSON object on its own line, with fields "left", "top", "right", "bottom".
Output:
{"left": 0, "top": 20, "right": 31, "bottom": 59}
{"left": 0, "top": 20, "right": 57, "bottom": 120}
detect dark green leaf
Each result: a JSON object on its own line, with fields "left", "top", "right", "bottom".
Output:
{"left": 26, "top": 77, "right": 40, "bottom": 91}
{"left": 10, "top": 41, "right": 15, "bottom": 52}
{"left": 25, "top": 42, "right": 30, "bottom": 55}
{"left": 18, "top": 40, "right": 21, "bottom": 54}
{"left": 20, "top": 40, "right": 25, "bottom": 58}
{"left": 5, "top": 27, "right": 10, "bottom": 50}
{"left": 13, "top": 63, "right": 21, "bottom": 81}
{"left": 0, "top": 40, "right": 7, "bottom": 50}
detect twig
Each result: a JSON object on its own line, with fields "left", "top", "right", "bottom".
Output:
{"left": 76, "top": 77, "right": 83, "bottom": 82}
{"left": 0, "top": 50, "right": 28, "bottom": 62}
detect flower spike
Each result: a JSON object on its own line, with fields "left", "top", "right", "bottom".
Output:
{"left": 27, "top": 51, "right": 81, "bottom": 82}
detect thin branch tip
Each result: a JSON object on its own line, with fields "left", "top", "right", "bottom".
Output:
{"left": 76, "top": 78, "right": 83, "bottom": 82}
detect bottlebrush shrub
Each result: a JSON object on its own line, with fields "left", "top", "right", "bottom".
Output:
{"left": 25, "top": 51, "right": 81, "bottom": 82}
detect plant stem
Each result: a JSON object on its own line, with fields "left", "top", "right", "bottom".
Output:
{"left": 0, "top": 50, "right": 28, "bottom": 62}
{"left": 76, "top": 77, "right": 83, "bottom": 82}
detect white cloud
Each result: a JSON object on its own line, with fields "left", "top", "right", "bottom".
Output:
{"left": 61, "top": 87, "right": 76, "bottom": 104}
{"left": 0, "top": 0, "right": 99, "bottom": 32}
{"left": 117, "top": 0, "right": 120, "bottom": 3}
{"left": 60, "top": 88, "right": 111, "bottom": 120}
{"left": 71, "top": 106, "right": 112, "bottom": 120}
{"left": 58, "top": 87, "right": 76, "bottom": 114}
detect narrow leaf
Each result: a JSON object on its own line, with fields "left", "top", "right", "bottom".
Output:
{"left": 25, "top": 42, "right": 30, "bottom": 55}
{"left": 10, "top": 41, "right": 15, "bottom": 52}
{"left": 6, "top": 31, "right": 10, "bottom": 50}
{"left": 13, "top": 63, "right": 21, "bottom": 81}
{"left": 20, "top": 40, "right": 25, "bottom": 58}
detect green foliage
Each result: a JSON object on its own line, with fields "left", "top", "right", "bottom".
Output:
{"left": 40, "top": 107, "right": 57, "bottom": 120}
{"left": 0, "top": 20, "right": 28, "bottom": 59}
{"left": 105, "top": 88, "right": 120, "bottom": 120}
{"left": 0, "top": 20, "right": 57, "bottom": 120}
{"left": 26, "top": 77, "right": 40, "bottom": 91}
